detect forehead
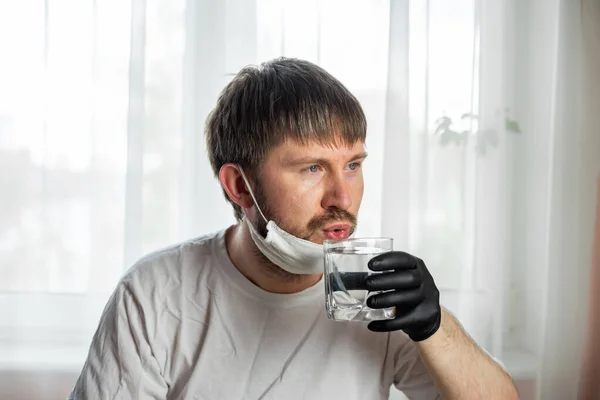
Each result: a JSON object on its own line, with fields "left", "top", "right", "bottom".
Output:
{"left": 267, "top": 138, "right": 366, "bottom": 163}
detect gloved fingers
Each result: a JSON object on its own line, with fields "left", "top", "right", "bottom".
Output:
{"left": 367, "top": 305, "right": 440, "bottom": 336}
{"left": 365, "top": 270, "right": 421, "bottom": 291}
{"left": 368, "top": 251, "right": 419, "bottom": 272}
{"left": 328, "top": 271, "right": 368, "bottom": 291}
{"left": 366, "top": 288, "right": 423, "bottom": 309}
{"left": 367, "top": 309, "right": 422, "bottom": 332}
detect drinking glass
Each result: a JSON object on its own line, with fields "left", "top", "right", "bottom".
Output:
{"left": 324, "top": 237, "right": 395, "bottom": 322}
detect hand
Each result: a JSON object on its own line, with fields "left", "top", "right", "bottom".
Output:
{"left": 364, "top": 251, "right": 441, "bottom": 341}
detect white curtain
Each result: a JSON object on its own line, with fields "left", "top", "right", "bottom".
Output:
{"left": 0, "top": 1, "right": 597, "bottom": 399}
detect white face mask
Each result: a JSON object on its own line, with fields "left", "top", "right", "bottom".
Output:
{"left": 238, "top": 166, "right": 325, "bottom": 275}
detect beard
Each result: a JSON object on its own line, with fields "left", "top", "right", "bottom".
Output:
{"left": 252, "top": 180, "right": 357, "bottom": 242}
{"left": 249, "top": 179, "right": 357, "bottom": 280}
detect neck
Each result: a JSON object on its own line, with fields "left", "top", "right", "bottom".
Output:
{"left": 225, "top": 223, "right": 322, "bottom": 294}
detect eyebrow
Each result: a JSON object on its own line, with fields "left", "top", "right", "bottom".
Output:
{"left": 283, "top": 151, "right": 369, "bottom": 167}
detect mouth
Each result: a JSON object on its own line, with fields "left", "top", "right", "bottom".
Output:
{"left": 322, "top": 223, "right": 352, "bottom": 240}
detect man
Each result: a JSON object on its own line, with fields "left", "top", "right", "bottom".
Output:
{"left": 70, "top": 58, "right": 518, "bottom": 399}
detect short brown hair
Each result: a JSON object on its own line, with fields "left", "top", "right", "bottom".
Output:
{"left": 205, "top": 57, "right": 367, "bottom": 221}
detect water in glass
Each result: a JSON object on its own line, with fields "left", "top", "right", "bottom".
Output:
{"left": 324, "top": 240, "right": 395, "bottom": 322}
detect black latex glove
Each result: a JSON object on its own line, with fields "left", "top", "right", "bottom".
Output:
{"left": 364, "top": 251, "right": 441, "bottom": 341}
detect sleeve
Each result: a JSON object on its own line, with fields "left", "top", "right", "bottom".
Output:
{"left": 69, "top": 281, "right": 168, "bottom": 400}
{"left": 392, "top": 336, "right": 441, "bottom": 400}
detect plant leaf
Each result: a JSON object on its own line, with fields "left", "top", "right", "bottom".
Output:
{"left": 461, "top": 113, "right": 478, "bottom": 120}
{"left": 505, "top": 119, "right": 521, "bottom": 133}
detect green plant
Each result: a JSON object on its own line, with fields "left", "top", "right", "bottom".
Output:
{"left": 433, "top": 108, "right": 521, "bottom": 155}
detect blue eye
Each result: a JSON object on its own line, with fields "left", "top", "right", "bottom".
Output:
{"left": 308, "top": 165, "right": 319, "bottom": 173}
{"left": 348, "top": 162, "right": 359, "bottom": 170}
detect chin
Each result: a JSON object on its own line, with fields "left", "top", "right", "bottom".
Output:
{"left": 305, "top": 236, "right": 324, "bottom": 245}
{"left": 309, "top": 233, "right": 348, "bottom": 244}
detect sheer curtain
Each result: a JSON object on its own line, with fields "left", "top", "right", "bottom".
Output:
{"left": 0, "top": 1, "right": 596, "bottom": 399}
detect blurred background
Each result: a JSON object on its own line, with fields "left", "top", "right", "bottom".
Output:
{"left": 0, "top": 0, "right": 598, "bottom": 399}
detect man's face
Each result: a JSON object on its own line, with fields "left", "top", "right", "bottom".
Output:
{"left": 251, "top": 139, "right": 366, "bottom": 244}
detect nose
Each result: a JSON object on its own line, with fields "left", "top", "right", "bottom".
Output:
{"left": 321, "top": 172, "right": 352, "bottom": 211}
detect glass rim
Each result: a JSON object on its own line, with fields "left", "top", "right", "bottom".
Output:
{"left": 323, "top": 236, "right": 393, "bottom": 246}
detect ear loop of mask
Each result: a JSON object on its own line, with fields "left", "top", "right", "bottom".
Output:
{"left": 235, "top": 165, "right": 326, "bottom": 275}
{"left": 237, "top": 166, "right": 269, "bottom": 225}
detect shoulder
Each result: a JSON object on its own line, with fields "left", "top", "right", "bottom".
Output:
{"left": 119, "top": 228, "right": 228, "bottom": 299}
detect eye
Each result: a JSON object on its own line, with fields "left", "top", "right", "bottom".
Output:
{"left": 308, "top": 165, "right": 320, "bottom": 173}
{"left": 348, "top": 162, "right": 360, "bottom": 171}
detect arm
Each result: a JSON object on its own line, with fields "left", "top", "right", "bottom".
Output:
{"left": 366, "top": 252, "right": 518, "bottom": 399}
{"left": 415, "top": 308, "right": 517, "bottom": 399}
{"left": 70, "top": 280, "right": 168, "bottom": 399}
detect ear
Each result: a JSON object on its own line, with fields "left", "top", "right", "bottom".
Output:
{"left": 219, "top": 163, "right": 255, "bottom": 209}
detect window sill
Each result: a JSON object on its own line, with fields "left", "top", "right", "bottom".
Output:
{"left": 0, "top": 343, "right": 88, "bottom": 373}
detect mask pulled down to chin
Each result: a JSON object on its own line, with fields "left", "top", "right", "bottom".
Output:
{"left": 238, "top": 166, "right": 325, "bottom": 275}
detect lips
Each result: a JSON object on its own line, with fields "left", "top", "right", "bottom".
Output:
{"left": 322, "top": 223, "right": 352, "bottom": 240}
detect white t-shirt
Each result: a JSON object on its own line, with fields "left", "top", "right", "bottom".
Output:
{"left": 70, "top": 228, "right": 440, "bottom": 399}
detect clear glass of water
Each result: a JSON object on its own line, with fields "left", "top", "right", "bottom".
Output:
{"left": 324, "top": 237, "right": 396, "bottom": 322}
